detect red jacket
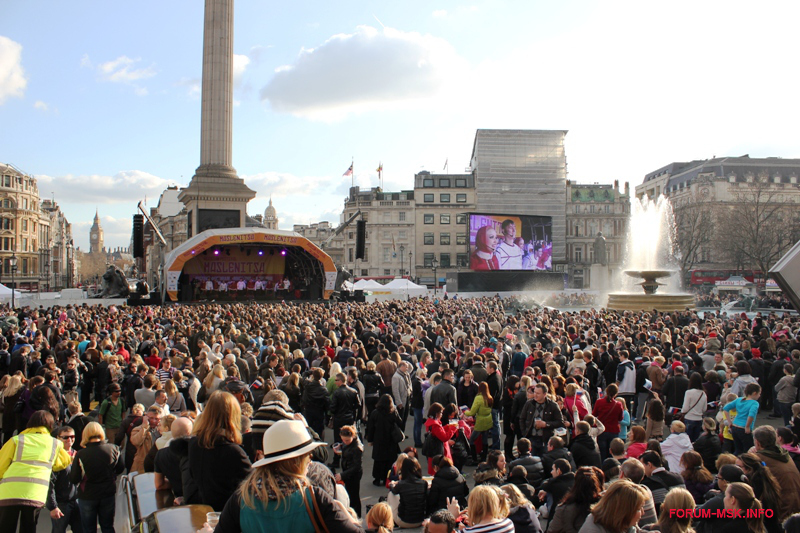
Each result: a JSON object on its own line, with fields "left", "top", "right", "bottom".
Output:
{"left": 424, "top": 418, "right": 458, "bottom": 474}
{"left": 592, "top": 396, "right": 624, "bottom": 434}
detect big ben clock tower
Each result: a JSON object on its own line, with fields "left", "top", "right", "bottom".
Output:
{"left": 89, "top": 210, "right": 104, "bottom": 254}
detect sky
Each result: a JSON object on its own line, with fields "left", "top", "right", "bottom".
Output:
{"left": 1, "top": 1, "right": 799, "bottom": 250}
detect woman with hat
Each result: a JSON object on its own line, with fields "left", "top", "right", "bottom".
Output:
{"left": 216, "top": 419, "right": 363, "bottom": 533}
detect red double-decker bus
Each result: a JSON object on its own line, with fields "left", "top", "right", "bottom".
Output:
{"left": 689, "top": 269, "right": 761, "bottom": 286}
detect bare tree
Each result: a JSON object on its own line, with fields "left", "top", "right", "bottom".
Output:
{"left": 672, "top": 187, "right": 715, "bottom": 283}
{"left": 719, "top": 174, "right": 800, "bottom": 288}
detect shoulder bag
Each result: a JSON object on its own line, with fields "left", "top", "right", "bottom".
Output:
{"left": 301, "top": 487, "right": 331, "bottom": 533}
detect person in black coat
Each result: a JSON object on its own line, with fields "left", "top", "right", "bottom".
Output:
{"left": 301, "top": 368, "right": 330, "bottom": 438}
{"left": 570, "top": 422, "right": 602, "bottom": 468}
{"left": 365, "top": 394, "right": 402, "bottom": 485}
{"left": 335, "top": 425, "right": 364, "bottom": 517}
{"left": 693, "top": 418, "right": 722, "bottom": 473}
{"left": 69, "top": 422, "right": 125, "bottom": 533}
{"left": 389, "top": 456, "right": 428, "bottom": 528}
{"left": 362, "top": 363, "right": 384, "bottom": 415}
{"left": 329, "top": 374, "right": 361, "bottom": 468}
{"left": 427, "top": 455, "right": 469, "bottom": 514}
{"left": 47, "top": 426, "right": 82, "bottom": 533}
{"left": 542, "top": 436, "right": 577, "bottom": 479}
{"left": 508, "top": 438, "right": 545, "bottom": 487}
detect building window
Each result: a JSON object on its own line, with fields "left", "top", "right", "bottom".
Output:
{"left": 22, "top": 219, "right": 27, "bottom": 232}
{"left": 423, "top": 253, "right": 435, "bottom": 267}
{"left": 424, "top": 214, "right": 434, "bottom": 224}
{"left": 575, "top": 247, "right": 582, "bottom": 263}
{"left": 361, "top": 269, "right": 369, "bottom": 276}
{"left": 456, "top": 213, "right": 466, "bottom": 224}
{"left": 424, "top": 194, "right": 434, "bottom": 203}
{"left": 383, "top": 231, "right": 390, "bottom": 240}
{"left": 456, "top": 233, "right": 467, "bottom": 245}
{"left": 440, "top": 194, "right": 450, "bottom": 203}
{"left": 439, "top": 178, "right": 450, "bottom": 187}
{"left": 0, "top": 218, "right": 12, "bottom": 230}
{"left": 22, "top": 258, "right": 28, "bottom": 274}
{"left": 363, "top": 248, "right": 369, "bottom": 261}
{"left": 574, "top": 205, "right": 581, "bottom": 213}
{"left": 348, "top": 232, "right": 354, "bottom": 239}
{"left": 349, "top": 248, "right": 353, "bottom": 262}
{"left": 423, "top": 178, "right": 434, "bottom": 187}
{"left": 383, "top": 247, "right": 391, "bottom": 262}
{"left": 457, "top": 253, "right": 469, "bottom": 267}
{"left": 384, "top": 269, "right": 391, "bottom": 276}
{"left": 22, "top": 238, "right": 27, "bottom": 252}
{"left": 456, "top": 194, "right": 467, "bottom": 203}
{"left": 383, "top": 211, "right": 391, "bottom": 222}
{"left": 455, "top": 178, "right": 467, "bottom": 188}
{"left": 399, "top": 212, "right": 406, "bottom": 222}
{"left": 424, "top": 233, "right": 434, "bottom": 245}
{"left": 440, "top": 214, "right": 450, "bottom": 224}
{"left": 440, "top": 253, "right": 451, "bottom": 267}
{"left": 398, "top": 230, "right": 407, "bottom": 239}
{"left": 440, "top": 233, "right": 450, "bottom": 245}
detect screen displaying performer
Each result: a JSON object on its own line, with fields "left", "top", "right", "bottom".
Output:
{"left": 468, "top": 213, "right": 553, "bottom": 271}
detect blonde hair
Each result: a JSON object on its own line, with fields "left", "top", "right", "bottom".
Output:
{"left": 591, "top": 479, "right": 648, "bottom": 532}
{"left": 467, "top": 485, "right": 505, "bottom": 525}
{"left": 658, "top": 488, "right": 695, "bottom": 533}
{"left": 160, "top": 414, "right": 177, "bottom": 432}
{"left": 670, "top": 420, "right": 686, "bottom": 433}
{"left": 565, "top": 383, "right": 579, "bottom": 397}
{"left": 501, "top": 483, "right": 532, "bottom": 508}
{"left": 240, "top": 453, "right": 310, "bottom": 509}
{"left": 203, "top": 364, "right": 226, "bottom": 390}
{"left": 715, "top": 453, "right": 737, "bottom": 471}
{"left": 132, "top": 403, "right": 146, "bottom": 416}
{"left": 366, "top": 501, "right": 394, "bottom": 533}
{"left": 81, "top": 421, "right": 106, "bottom": 447}
{"left": 4, "top": 374, "right": 25, "bottom": 397}
{"left": 192, "top": 391, "right": 242, "bottom": 448}
{"left": 164, "top": 379, "right": 178, "bottom": 397}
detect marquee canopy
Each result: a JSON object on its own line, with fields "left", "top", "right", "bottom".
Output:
{"left": 164, "top": 228, "right": 337, "bottom": 301}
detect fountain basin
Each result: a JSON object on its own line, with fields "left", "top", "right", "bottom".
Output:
{"left": 606, "top": 292, "right": 695, "bottom": 312}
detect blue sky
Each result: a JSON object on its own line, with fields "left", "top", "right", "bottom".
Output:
{"left": 1, "top": 1, "right": 799, "bottom": 249}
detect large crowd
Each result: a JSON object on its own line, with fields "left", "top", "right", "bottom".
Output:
{"left": 0, "top": 298, "right": 799, "bottom": 533}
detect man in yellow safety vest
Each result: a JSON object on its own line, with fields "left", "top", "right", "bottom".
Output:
{"left": 0, "top": 410, "right": 72, "bottom": 531}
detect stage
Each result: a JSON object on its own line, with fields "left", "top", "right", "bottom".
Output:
{"left": 163, "top": 228, "right": 338, "bottom": 302}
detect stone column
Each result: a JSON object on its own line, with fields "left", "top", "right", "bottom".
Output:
{"left": 179, "top": 0, "right": 255, "bottom": 237}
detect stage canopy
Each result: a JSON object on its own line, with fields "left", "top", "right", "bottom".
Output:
{"left": 164, "top": 228, "right": 337, "bottom": 301}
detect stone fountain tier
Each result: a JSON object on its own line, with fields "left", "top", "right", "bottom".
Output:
{"left": 606, "top": 269, "right": 695, "bottom": 312}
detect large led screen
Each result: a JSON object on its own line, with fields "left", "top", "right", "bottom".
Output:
{"left": 468, "top": 214, "right": 553, "bottom": 271}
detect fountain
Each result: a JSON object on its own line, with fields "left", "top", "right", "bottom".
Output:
{"left": 606, "top": 196, "right": 695, "bottom": 312}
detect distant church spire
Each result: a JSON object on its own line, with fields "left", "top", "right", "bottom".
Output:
{"left": 263, "top": 197, "right": 278, "bottom": 230}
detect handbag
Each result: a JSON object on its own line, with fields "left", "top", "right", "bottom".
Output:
{"left": 422, "top": 429, "right": 444, "bottom": 457}
{"left": 391, "top": 423, "right": 405, "bottom": 444}
{"left": 301, "top": 486, "right": 331, "bottom": 533}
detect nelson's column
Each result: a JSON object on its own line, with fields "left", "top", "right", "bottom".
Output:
{"left": 179, "top": 0, "right": 256, "bottom": 237}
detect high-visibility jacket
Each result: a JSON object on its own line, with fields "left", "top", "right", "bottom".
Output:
{"left": 0, "top": 427, "right": 71, "bottom": 507}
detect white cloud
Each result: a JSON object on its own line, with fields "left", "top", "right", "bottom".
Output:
{"left": 243, "top": 171, "right": 340, "bottom": 198}
{"left": 96, "top": 55, "right": 156, "bottom": 83}
{"left": 176, "top": 77, "right": 201, "bottom": 99}
{"left": 33, "top": 100, "right": 48, "bottom": 111}
{"left": 233, "top": 54, "right": 250, "bottom": 87}
{"left": 0, "top": 36, "right": 27, "bottom": 104}
{"left": 82, "top": 54, "right": 155, "bottom": 95}
{"left": 432, "top": 10, "right": 447, "bottom": 17}
{"left": 36, "top": 170, "right": 175, "bottom": 204}
{"left": 260, "top": 25, "right": 467, "bottom": 119}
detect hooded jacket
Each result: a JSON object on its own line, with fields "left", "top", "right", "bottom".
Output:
{"left": 757, "top": 445, "right": 800, "bottom": 518}
{"left": 427, "top": 465, "right": 469, "bottom": 513}
{"left": 661, "top": 432, "right": 693, "bottom": 473}
{"left": 570, "top": 433, "right": 602, "bottom": 468}
{"left": 473, "top": 465, "right": 504, "bottom": 487}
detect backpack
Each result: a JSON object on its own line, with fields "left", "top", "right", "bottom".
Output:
{"left": 422, "top": 427, "right": 445, "bottom": 457}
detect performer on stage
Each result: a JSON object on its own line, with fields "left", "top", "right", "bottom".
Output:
{"left": 494, "top": 219, "right": 523, "bottom": 270}
{"left": 470, "top": 226, "right": 500, "bottom": 271}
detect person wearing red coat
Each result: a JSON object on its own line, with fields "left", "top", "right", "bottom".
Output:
{"left": 592, "top": 384, "right": 624, "bottom": 460}
{"left": 424, "top": 403, "right": 458, "bottom": 474}
{"left": 564, "top": 385, "right": 589, "bottom": 437}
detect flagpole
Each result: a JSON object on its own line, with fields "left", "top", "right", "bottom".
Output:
{"left": 351, "top": 158, "right": 354, "bottom": 188}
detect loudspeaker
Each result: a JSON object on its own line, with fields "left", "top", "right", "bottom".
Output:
{"left": 132, "top": 214, "right": 144, "bottom": 258}
{"left": 355, "top": 220, "right": 366, "bottom": 260}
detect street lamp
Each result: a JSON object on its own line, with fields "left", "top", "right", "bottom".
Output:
{"left": 409, "top": 251, "right": 412, "bottom": 278}
{"left": 45, "top": 261, "right": 50, "bottom": 292}
{"left": 9, "top": 254, "right": 17, "bottom": 309}
{"left": 431, "top": 257, "right": 439, "bottom": 297}
{"left": 399, "top": 245, "right": 405, "bottom": 278}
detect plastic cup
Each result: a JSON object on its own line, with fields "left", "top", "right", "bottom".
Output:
{"left": 207, "top": 512, "right": 221, "bottom": 527}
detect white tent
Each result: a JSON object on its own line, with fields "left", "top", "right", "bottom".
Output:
{"left": 341, "top": 280, "right": 355, "bottom": 291}
{"left": 354, "top": 279, "right": 385, "bottom": 290}
{"left": 0, "top": 284, "right": 24, "bottom": 300}
{"left": 383, "top": 278, "right": 426, "bottom": 290}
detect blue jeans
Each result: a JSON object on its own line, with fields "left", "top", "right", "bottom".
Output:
{"left": 413, "top": 408, "right": 424, "bottom": 447}
{"left": 490, "top": 409, "right": 501, "bottom": 450}
{"left": 52, "top": 499, "right": 82, "bottom": 533}
{"left": 686, "top": 419, "right": 703, "bottom": 442}
{"left": 779, "top": 402, "right": 794, "bottom": 427}
{"left": 79, "top": 495, "right": 115, "bottom": 533}
{"left": 597, "top": 431, "right": 618, "bottom": 461}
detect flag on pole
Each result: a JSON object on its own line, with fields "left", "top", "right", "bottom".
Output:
{"left": 443, "top": 158, "right": 448, "bottom": 171}
{"left": 343, "top": 164, "right": 353, "bottom": 177}
{"left": 391, "top": 233, "right": 397, "bottom": 254}
{"left": 376, "top": 163, "right": 383, "bottom": 173}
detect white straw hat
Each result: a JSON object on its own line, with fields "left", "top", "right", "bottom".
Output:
{"left": 252, "top": 419, "right": 325, "bottom": 468}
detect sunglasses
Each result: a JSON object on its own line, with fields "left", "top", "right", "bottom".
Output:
{"left": 59, "top": 435, "right": 75, "bottom": 440}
